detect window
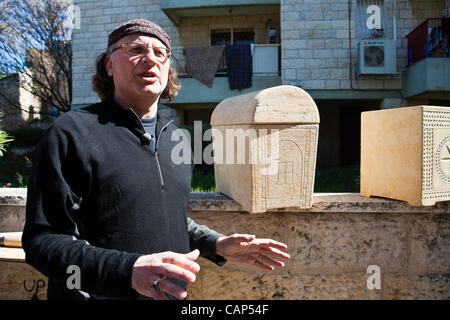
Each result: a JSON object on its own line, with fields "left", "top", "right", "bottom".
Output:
{"left": 211, "top": 29, "right": 231, "bottom": 46}
{"left": 210, "top": 28, "right": 255, "bottom": 74}
{"left": 210, "top": 28, "right": 254, "bottom": 46}
{"left": 233, "top": 28, "right": 255, "bottom": 44}
{"left": 267, "top": 27, "right": 277, "bottom": 44}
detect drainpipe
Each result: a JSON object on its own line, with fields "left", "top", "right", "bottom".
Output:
{"left": 348, "top": 0, "right": 354, "bottom": 89}
{"left": 393, "top": 0, "right": 397, "bottom": 41}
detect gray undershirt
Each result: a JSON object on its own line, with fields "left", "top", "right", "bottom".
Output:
{"left": 140, "top": 116, "right": 157, "bottom": 152}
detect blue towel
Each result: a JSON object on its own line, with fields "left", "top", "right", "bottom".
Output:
{"left": 225, "top": 43, "right": 252, "bottom": 90}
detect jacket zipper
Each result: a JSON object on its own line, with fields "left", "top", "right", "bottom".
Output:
{"left": 128, "top": 108, "right": 174, "bottom": 189}
{"left": 154, "top": 120, "right": 174, "bottom": 189}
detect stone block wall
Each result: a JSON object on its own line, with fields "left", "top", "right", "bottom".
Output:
{"left": 0, "top": 189, "right": 448, "bottom": 300}
{"left": 280, "top": 0, "right": 446, "bottom": 90}
{"left": 72, "top": 0, "right": 447, "bottom": 110}
{"left": 187, "top": 193, "right": 449, "bottom": 300}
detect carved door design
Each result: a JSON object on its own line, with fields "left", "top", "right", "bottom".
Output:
{"left": 264, "top": 139, "right": 303, "bottom": 208}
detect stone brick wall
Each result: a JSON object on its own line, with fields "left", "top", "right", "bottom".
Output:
{"left": 187, "top": 193, "right": 449, "bottom": 300}
{"left": 280, "top": 0, "right": 446, "bottom": 90}
{"left": 1, "top": 189, "right": 448, "bottom": 300}
{"left": 72, "top": 0, "right": 446, "bottom": 109}
{"left": 70, "top": 0, "right": 449, "bottom": 129}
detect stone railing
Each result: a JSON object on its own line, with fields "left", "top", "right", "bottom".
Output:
{"left": 0, "top": 188, "right": 449, "bottom": 300}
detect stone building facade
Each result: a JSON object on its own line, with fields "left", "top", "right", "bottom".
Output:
{"left": 0, "top": 72, "right": 42, "bottom": 132}
{"left": 71, "top": 0, "right": 450, "bottom": 168}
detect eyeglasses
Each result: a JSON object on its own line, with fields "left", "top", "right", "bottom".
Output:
{"left": 109, "top": 42, "right": 172, "bottom": 62}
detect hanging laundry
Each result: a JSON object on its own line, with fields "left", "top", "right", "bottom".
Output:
{"left": 225, "top": 42, "right": 253, "bottom": 90}
{"left": 184, "top": 46, "right": 224, "bottom": 88}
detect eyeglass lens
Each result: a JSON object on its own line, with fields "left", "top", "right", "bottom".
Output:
{"left": 126, "top": 43, "right": 169, "bottom": 60}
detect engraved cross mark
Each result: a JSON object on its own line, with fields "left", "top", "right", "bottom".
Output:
{"left": 441, "top": 144, "right": 450, "bottom": 176}
{"left": 277, "top": 161, "right": 293, "bottom": 185}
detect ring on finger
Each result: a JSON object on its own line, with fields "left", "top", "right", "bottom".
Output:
{"left": 153, "top": 276, "right": 163, "bottom": 292}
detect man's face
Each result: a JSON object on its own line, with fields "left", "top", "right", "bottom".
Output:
{"left": 105, "top": 34, "right": 171, "bottom": 103}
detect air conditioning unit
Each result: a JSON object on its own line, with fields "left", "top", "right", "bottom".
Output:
{"left": 357, "top": 39, "right": 397, "bottom": 75}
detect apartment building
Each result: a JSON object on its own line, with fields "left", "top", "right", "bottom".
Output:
{"left": 72, "top": 0, "right": 450, "bottom": 168}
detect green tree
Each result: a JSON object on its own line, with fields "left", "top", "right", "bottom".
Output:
{"left": 0, "top": 111, "right": 14, "bottom": 157}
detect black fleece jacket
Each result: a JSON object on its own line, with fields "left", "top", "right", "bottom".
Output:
{"left": 22, "top": 97, "right": 225, "bottom": 300}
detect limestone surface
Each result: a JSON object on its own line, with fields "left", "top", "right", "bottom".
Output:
{"left": 0, "top": 248, "right": 47, "bottom": 300}
{"left": 211, "top": 85, "right": 320, "bottom": 213}
{"left": 1, "top": 191, "right": 448, "bottom": 300}
{"left": 361, "top": 106, "right": 450, "bottom": 206}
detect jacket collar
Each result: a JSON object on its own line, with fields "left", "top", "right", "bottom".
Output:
{"left": 103, "top": 96, "right": 174, "bottom": 143}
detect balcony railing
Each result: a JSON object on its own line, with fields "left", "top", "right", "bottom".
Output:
{"left": 171, "top": 44, "right": 281, "bottom": 78}
{"left": 405, "top": 17, "right": 449, "bottom": 66}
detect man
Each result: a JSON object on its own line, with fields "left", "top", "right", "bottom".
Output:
{"left": 22, "top": 19, "right": 290, "bottom": 300}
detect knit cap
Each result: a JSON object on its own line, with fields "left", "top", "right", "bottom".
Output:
{"left": 108, "top": 19, "right": 171, "bottom": 50}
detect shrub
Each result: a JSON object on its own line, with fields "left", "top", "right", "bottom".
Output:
{"left": 0, "top": 111, "right": 14, "bottom": 158}
{"left": 0, "top": 130, "right": 14, "bottom": 158}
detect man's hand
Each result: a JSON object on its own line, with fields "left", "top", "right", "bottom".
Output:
{"left": 215, "top": 234, "right": 290, "bottom": 271}
{"left": 131, "top": 249, "right": 200, "bottom": 300}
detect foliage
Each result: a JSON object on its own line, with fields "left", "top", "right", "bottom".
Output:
{"left": 191, "top": 166, "right": 216, "bottom": 192}
{"left": 0, "top": 111, "right": 40, "bottom": 185}
{"left": 0, "top": 111, "right": 14, "bottom": 158}
{"left": 0, "top": 152, "right": 32, "bottom": 188}
{"left": 190, "top": 164, "right": 360, "bottom": 193}
{"left": 313, "top": 165, "right": 360, "bottom": 193}
{"left": 0, "top": 129, "right": 14, "bottom": 158}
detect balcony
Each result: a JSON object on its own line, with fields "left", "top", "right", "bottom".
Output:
{"left": 161, "top": 0, "right": 280, "bottom": 25}
{"left": 402, "top": 58, "right": 450, "bottom": 99}
{"left": 402, "top": 17, "right": 450, "bottom": 99}
{"left": 168, "top": 44, "right": 281, "bottom": 104}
